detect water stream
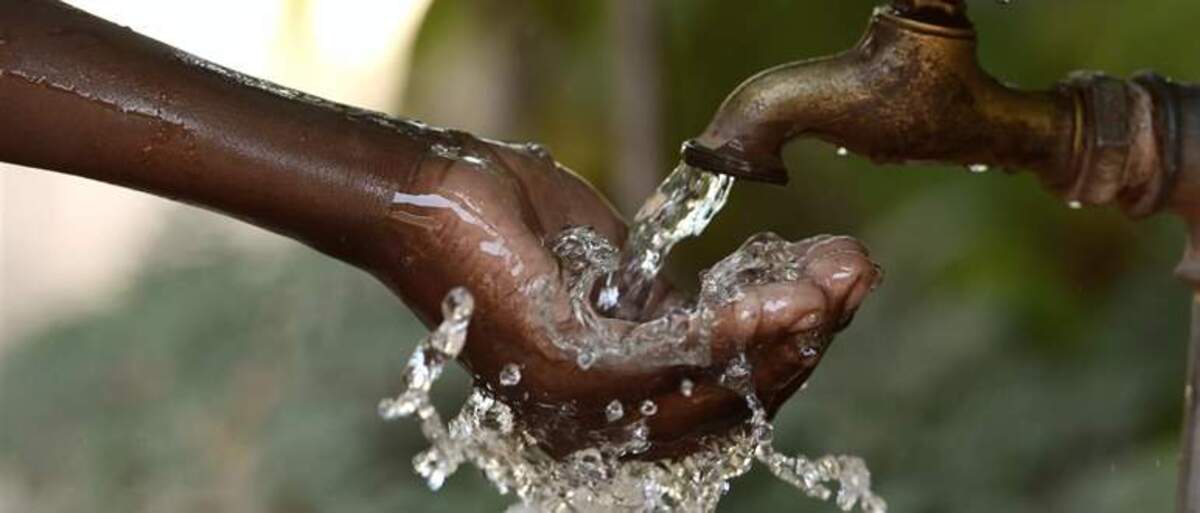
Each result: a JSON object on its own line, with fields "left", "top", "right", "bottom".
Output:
{"left": 379, "top": 156, "right": 884, "bottom": 512}
{"left": 599, "top": 163, "right": 734, "bottom": 319}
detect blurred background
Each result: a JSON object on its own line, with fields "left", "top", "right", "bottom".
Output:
{"left": 1, "top": 0, "right": 1197, "bottom": 511}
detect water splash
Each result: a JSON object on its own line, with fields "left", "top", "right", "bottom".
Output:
{"left": 378, "top": 287, "right": 474, "bottom": 490}
{"left": 531, "top": 226, "right": 710, "bottom": 370}
{"left": 376, "top": 285, "right": 757, "bottom": 509}
{"left": 380, "top": 232, "right": 885, "bottom": 511}
{"left": 378, "top": 288, "right": 472, "bottom": 421}
{"left": 721, "top": 354, "right": 886, "bottom": 513}
{"left": 379, "top": 158, "right": 884, "bottom": 511}
{"left": 386, "top": 382, "right": 759, "bottom": 511}
{"left": 381, "top": 353, "right": 884, "bottom": 512}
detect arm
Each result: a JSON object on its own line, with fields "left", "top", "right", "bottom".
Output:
{"left": 0, "top": 0, "right": 429, "bottom": 269}
{"left": 0, "top": 0, "right": 881, "bottom": 458}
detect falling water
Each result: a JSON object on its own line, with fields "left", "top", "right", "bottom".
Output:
{"left": 599, "top": 162, "right": 734, "bottom": 318}
{"left": 378, "top": 287, "right": 474, "bottom": 491}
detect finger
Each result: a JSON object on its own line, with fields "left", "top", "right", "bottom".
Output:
{"left": 750, "top": 237, "right": 880, "bottom": 407}
{"left": 800, "top": 235, "right": 880, "bottom": 326}
{"left": 706, "top": 279, "right": 830, "bottom": 360}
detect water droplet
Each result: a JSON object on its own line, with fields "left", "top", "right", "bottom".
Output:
{"left": 679, "top": 378, "right": 695, "bottom": 397}
{"left": 836, "top": 147, "right": 849, "bottom": 157}
{"left": 800, "top": 346, "right": 820, "bottom": 359}
{"left": 430, "top": 143, "right": 458, "bottom": 160}
{"left": 725, "top": 356, "right": 751, "bottom": 379}
{"left": 377, "top": 398, "right": 399, "bottom": 419}
{"left": 627, "top": 421, "right": 651, "bottom": 454}
{"left": 639, "top": 400, "right": 658, "bottom": 416}
{"left": 499, "top": 363, "right": 521, "bottom": 386}
{"left": 1068, "top": 200, "right": 1083, "bottom": 210}
{"left": 576, "top": 350, "right": 597, "bottom": 370}
{"left": 524, "top": 142, "right": 550, "bottom": 159}
{"left": 968, "top": 163, "right": 989, "bottom": 173}
{"left": 605, "top": 400, "right": 625, "bottom": 422}
{"left": 462, "top": 155, "right": 488, "bottom": 167}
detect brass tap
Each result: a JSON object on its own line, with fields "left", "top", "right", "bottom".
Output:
{"left": 682, "top": 1, "right": 1192, "bottom": 220}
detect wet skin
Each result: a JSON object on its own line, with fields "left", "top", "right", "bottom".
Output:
{"left": 382, "top": 134, "right": 880, "bottom": 458}
{"left": 0, "top": 0, "right": 880, "bottom": 459}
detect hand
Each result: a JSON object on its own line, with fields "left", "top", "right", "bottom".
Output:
{"left": 370, "top": 131, "right": 881, "bottom": 458}
{"left": 0, "top": 0, "right": 881, "bottom": 460}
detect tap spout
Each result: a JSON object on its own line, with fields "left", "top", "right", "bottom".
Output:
{"left": 683, "top": 6, "right": 1077, "bottom": 192}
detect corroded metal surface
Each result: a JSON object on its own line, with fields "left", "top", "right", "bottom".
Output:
{"left": 684, "top": 8, "right": 1076, "bottom": 194}
{"left": 682, "top": 6, "right": 1194, "bottom": 222}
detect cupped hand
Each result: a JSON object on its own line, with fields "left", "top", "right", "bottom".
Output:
{"left": 371, "top": 131, "right": 880, "bottom": 458}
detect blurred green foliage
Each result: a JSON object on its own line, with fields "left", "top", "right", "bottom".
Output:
{"left": 4, "top": 1, "right": 1200, "bottom": 511}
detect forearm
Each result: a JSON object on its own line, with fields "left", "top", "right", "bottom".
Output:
{"left": 0, "top": 0, "right": 438, "bottom": 267}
